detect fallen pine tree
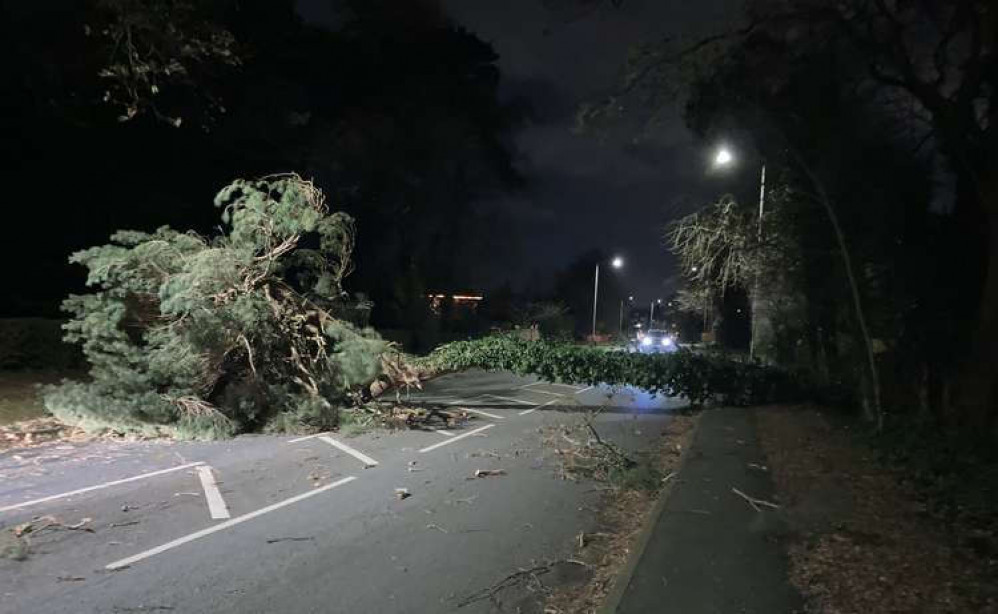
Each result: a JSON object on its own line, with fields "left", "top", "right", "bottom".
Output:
{"left": 44, "top": 174, "right": 399, "bottom": 438}
{"left": 425, "top": 334, "right": 805, "bottom": 406}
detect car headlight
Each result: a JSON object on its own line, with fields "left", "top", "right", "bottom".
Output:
{"left": 662, "top": 336, "right": 674, "bottom": 346}
{"left": 641, "top": 337, "right": 652, "bottom": 346}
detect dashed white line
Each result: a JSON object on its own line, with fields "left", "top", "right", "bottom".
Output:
{"left": 519, "top": 397, "right": 560, "bottom": 416}
{"left": 434, "top": 429, "right": 455, "bottom": 437}
{"left": 419, "top": 424, "right": 495, "bottom": 453}
{"left": 522, "top": 388, "right": 564, "bottom": 397}
{"left": 483, "top": 394, "right": 534, "bottom": 406}
{"left": 574, "top": 386, "right": 595, "bottom": 394}
{"left": 318, "top": 435, "right": 379, "bottom": 468}
{"left": 105, "top": 476, "right": 357, "bottom": 570}
{"left": 0, "top": 462, "right": 205, "bottom": 514}
{"left": 196, "top": 465, "right": 231, "bottom": 520}
{"left": 545, "top": 382, "right": 586, "bottom": 390}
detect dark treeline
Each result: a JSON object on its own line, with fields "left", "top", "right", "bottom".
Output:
{"left": 633, "top": 0, "right": 996, "bottom": 435}
{"left": 0, "top": 0, "right": 520, "bottom": 332}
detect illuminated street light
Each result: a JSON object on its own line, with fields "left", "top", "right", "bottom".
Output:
{"left": 592, "top": 255, "right": 625, "bottom": 340}
{"left": 714, "top": 146, "right": 734, "bottom": 167}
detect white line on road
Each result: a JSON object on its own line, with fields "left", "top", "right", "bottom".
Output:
{"left": 318, "top": 435, "right": 379, "bottom": 468}
{"left": 434, "top": 429, "right": 455, "bottom": 437}
{"left": 545, "top": 382, "right": 586, "bottom": 390}
{"left": 459, "top": 407, "right": 505, "bottom": 420}
{"left": 286, "top": 432, "right": 328, "bottom": 443}
{"left": 196, "top": 465, "right": 230, "bottom": 520}
{"left": 105, "top": 476, "right": 357, "bottom": 570}
{"left": 519, "top": 397, "right": 560, "bottom": 416}
{"left": 522, "top": 388, "right": 564, "bottom": 397}
{"left": 574, "top": 386, "right": 594, "bottom": 394}
{"left": 419, "top": 424, "right": 495, "bottom": 453}
{"left": 483, "top": 394, "right": 534, "bottom": 405}
{"left": 0, "top": 462, "right": 205, "bottom": 514}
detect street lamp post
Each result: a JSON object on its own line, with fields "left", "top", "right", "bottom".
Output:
{"left": 714, "top": 146, "right": 767, "bottom": 360}
{"left": 592, "top": 256, "right": 623, "bottom": 341}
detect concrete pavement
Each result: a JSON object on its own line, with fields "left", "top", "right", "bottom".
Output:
{"left": 611, "top": 408, "right": 803, "bottom": 614}
{"left": 0, "top": 370, "right": 683, "bottom": 614}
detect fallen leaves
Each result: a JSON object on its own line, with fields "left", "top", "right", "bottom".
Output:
{"left": 757, "top": 405, "right": 998, "bottom": 613}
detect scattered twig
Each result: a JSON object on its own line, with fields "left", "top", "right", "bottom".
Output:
{"left": 731, "top": 487, "right": 780, "bottom": 512}
{"left": 108, "top": 521, "right": 140, "bottom": 529}
{"left": 266, "top": 537, "right": 315, "bottom": 544}
{"left": 457, "top": 564, "right": 554, "bottom": 608}
{"left": 474, "top": 469, "right": 506, "bottom": 478}
{"left": 426, "top": 523, "right": 449, "bottom": 534}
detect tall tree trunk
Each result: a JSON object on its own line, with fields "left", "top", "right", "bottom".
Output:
{"left": 956, "top": 169, "right": 998, "bottom": 435}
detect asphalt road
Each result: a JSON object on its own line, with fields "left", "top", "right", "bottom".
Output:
{"left": 0, "top": 370, "right": 683, "bottom": 614}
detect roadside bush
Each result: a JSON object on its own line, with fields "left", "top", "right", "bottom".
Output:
{"left": 427, "top": 334, "right": 804, "bottom": 406}
{"left": 44, "top": 175, "right": 387, "bottom": 437}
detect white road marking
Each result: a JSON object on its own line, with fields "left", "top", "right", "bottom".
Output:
{"left": 318, "top": 435, "right": 379, "bottom": 468}
{"left": 196, "top": 465, "right": 230, "bottom": 520}
{"left": 419, "top": 424, "right": 495, "bottom": 453}
{"left": 105, "top": 476, "right": 357, "bottom": 570}
{"left": 459, "top": 407, "right": 505, "bottom": 420}
{"left": 519, "top": 397, "right": 560, "bottom": 416}
{"left": 544, "top": 382, "right": 586, "bottom": 390}
{"left": 574, "top": 386, "right": 595, "bottom": 394}
{"left": 0, "top": 462, "right": 205, "bottom": 514}
{"left": 434, "top": 429, "right": 455, "bottom": 437}
{"left": 522, "top": 388, "right": 564, "bottom": 397}
{"left": 483, "top": 394, "right": 534, "bottom": 405}
{"left": 287, "top": 433, "right": 328, "bottom": 443}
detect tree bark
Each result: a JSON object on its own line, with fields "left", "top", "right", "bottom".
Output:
{"left": 955, "top": 172, "right": 998, "bottom": 435}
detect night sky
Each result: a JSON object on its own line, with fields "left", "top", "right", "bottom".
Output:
{"left": 301, "top": 0, "right": 740, "bottom": 301}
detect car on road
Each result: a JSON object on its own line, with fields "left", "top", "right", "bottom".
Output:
{"left": 633, "top": 329, "right": 678, "bottom": 353}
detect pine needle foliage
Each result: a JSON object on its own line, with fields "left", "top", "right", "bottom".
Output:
{"left": 45, "top": 174, "right": 387, "bottom": 438}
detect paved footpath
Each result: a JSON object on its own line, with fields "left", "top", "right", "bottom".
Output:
{"left": 610, "top": 407, "right": 803, "bottom": 613}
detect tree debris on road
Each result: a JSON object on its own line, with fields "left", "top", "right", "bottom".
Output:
{"left": 265, "top": 537, "right": 315, "bottom": 544}
{"left": 473, "top": 469, "right": 506, "bottom": 478}
{"left": 731, "top": 487, "right": 780, "bottom": 512}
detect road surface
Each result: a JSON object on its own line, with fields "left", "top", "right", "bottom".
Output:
{"left": 0, "top": 370, "right": 682, "bottom": 614}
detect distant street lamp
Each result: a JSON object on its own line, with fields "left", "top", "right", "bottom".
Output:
{"left": 649, "top": 298, "right": 662, "bottom": 328}
{"left": 713, "top": 144, "right": 767, "bottom": 360}
{"left": 592, "top": 256, "right": 624, "bottom": 340}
